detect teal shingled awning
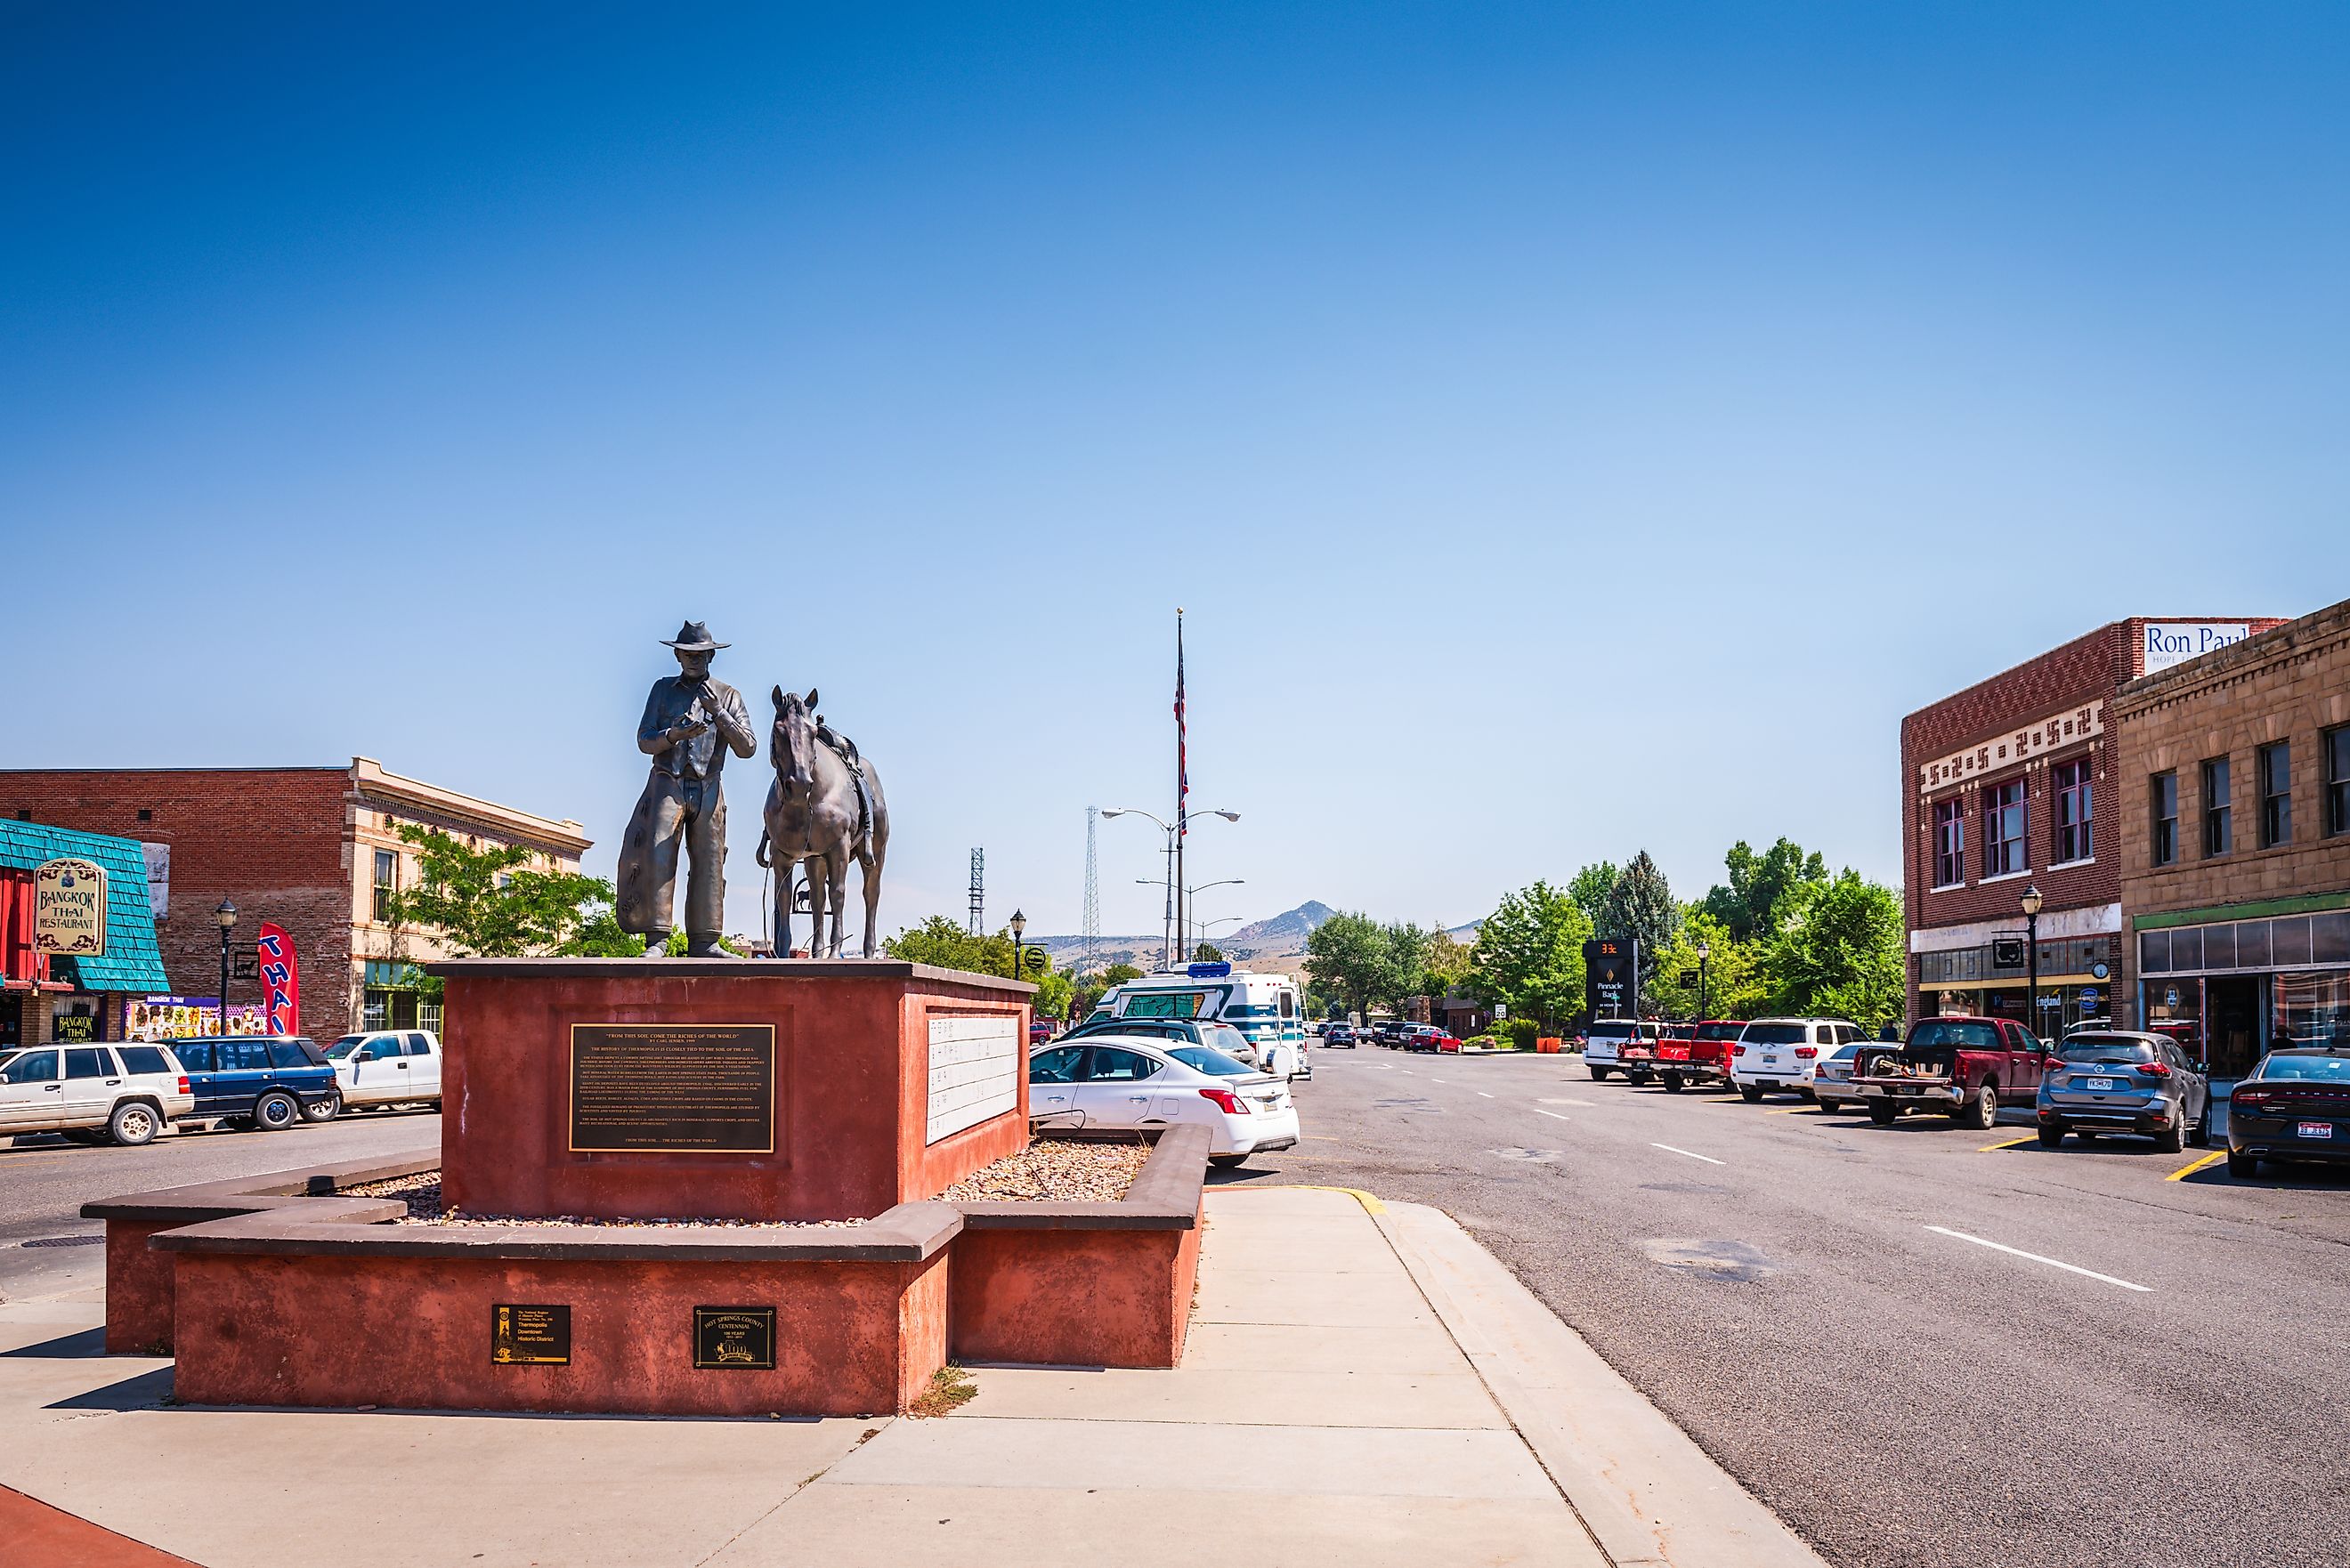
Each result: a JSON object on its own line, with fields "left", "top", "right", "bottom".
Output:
{"left": 0, "top": 820, "right": 170, "bottom": 992}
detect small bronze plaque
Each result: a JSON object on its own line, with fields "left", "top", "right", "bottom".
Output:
{"left": 569, "top": 1023, "right": 776, "bottom": 1154}
{"left": 693, "top": 1305, "right": 777, "bottom": 1370}
{"left": 491, "top": 1304, "right": 571, "bottom": 1365}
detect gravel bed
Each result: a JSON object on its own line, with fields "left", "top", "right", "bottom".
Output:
{"left": 939, "top": 1139, "right": 1148, "bottom": 1202}
{"left": 338, "top": 1170, "right": 856, "bottom": 1229}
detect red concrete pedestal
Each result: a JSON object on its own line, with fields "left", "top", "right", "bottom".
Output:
{"left": 432, "top": 958, "right": 1033, "bottom": 1223}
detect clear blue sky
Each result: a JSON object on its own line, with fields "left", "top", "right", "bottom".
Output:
{"left": 4, "top": 3, "right": 2344, "bottom": 942}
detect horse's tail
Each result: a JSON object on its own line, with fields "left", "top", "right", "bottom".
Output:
{"left": 754, "top": 828, "right": 771, "bottom": 869}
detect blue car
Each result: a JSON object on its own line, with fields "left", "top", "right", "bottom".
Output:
{"left": 166, "top": 1036, "right": 342, "bottom": 1130}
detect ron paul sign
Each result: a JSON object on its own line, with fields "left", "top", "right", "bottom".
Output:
{"left": 1584, "top": 937, "right": 1638, "bottom": 1019}
{"left": 33, "top": 859, "right": 108, "bottom": 957}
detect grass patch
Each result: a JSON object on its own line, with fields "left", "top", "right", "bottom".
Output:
{"left": 908, "top": 1363, "right": 977, "bottom": 1418}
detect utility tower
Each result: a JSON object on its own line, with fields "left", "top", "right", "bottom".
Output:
{"left": 1082, "top": 806, "right": 1100, "bottom": 979}
{"left": 967, "top": 847, "right": 985, "bottom": 935}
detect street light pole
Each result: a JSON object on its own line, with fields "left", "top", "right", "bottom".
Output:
{"left": 1104, "top": 807, "right": 1238, "bottom": 971}
{"left": 1697, "top": 941, "right": 1710, "bottom": 1025}
{"left": 215, "top": 898, "right": 239, "bottom": 1034}
{"left": 2022, "top": 883, "right": 2045, "bottom": 1042}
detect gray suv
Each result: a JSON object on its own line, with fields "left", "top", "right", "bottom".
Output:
{"left": 2036, "top": 1030, "right": 2209, "bottom": 1152}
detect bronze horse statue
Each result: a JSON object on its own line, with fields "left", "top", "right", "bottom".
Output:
{"left": 755, "top": 687, "right": 888, "bottom": 958}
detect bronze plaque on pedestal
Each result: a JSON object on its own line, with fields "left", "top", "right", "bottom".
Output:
{"left": 693, "top": 1305, "right": 777, "bottom": 1370}
{"left": 491, "top": 1304, "right": 571, "bottom": 1365}
{"left": 569, "top": 1024, "right": 775, "bottom": 1153}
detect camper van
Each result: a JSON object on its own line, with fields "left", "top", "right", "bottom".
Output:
{"left": 1095, "top": 963, "right": 1309, "bottom": 1079}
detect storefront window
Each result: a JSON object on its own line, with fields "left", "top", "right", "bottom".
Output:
{"left": 362, "top": 990, "right": 390, "bottom": 1031}
{"left": 2273, "top": 972, "right": 2350, "bottom": 1050}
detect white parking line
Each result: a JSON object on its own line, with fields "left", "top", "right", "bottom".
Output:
{"left": 1650, "top": 1143, "right": 1725, "bottom": 1166}
{"left": 1478, "top": 1091, "right": 1494, "bottom": 1098}
{"left": 1534, "top": 1108, "right": 1572, "bottom": 1122}
{"left": 1430, "top": 1078, "right": 1448, "bottom": 1084}
{"left": 1924, "top": 1225, "right": 2152, "bottom": 1292}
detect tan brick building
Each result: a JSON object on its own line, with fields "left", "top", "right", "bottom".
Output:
{"left": 1901, "top": 617, "right": 2282, "bottom": 1032}
{"left": 2112, "top": 599, "right": 2350, "bottom": 1080}
{"left": 0, "top": 760, "right": 590, "bottom": 1038}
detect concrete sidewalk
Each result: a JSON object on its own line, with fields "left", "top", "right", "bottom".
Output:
{"left": 0, "top": 1187, "right": 1824, "bottom": 1568}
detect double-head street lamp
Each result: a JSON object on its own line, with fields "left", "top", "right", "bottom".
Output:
{"left": 2021, "top": 883, "right": 2045, "bottom": 1042}
{"left": 1103, "top": 806, "right": 1241, "bottom": 969}
{"left": 215, "top": 898, "right": 239, "bottom": 1034}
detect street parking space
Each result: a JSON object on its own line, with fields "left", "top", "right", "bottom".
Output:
{"left": 1235, "top": 1047, "right": 2350, "bottom": 1568}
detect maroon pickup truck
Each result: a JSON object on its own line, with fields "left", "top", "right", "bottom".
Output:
{"left": 1847, "top": 1015, "right": 2053, "bottom": 1129}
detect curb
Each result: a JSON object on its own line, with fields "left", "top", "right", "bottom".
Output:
{"left": 1368, "top": 1200, "right": 1828, "bottom": 1568}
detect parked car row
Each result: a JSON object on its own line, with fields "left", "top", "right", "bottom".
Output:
{"left": 1583, "top": 1010, "right": 2350, "bottom": 1177}
{"left": 0, "top": 1030, "right": 442, "bottom": 1148}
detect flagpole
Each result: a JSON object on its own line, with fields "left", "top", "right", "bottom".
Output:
{"left": 1174, "top": 608, "right": 1186, "bottom": 968}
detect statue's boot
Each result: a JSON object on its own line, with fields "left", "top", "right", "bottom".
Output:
{"left": 642, "top": 930, "right": 669, "bottom": 958}
{"left": 685, "top": 933, "right": 726, "bottom": 958}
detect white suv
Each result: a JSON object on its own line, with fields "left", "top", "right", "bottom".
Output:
{"left": 1584, "top": 1019, "right": 1663, "bottom": 1082}
{"left": 1731, "top": 1018, "right": 1863, "bottom": 1101}
{"left": 0, "top": 1043, "right": 193, "bottom": 1146}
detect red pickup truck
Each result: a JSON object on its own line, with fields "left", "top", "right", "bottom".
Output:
{"left": 1617, "top": 1022, "right": 1698, "bottom": 1087}
{"left": 1634, "top": 1020, "right": 1744, "bottom": 1093}
{"left": 1847, "top": 1015, "right": 2053, "bottom": 1129}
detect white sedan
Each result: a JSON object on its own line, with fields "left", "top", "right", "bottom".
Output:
{"left": 1029, "top": 1033, "right": 1300, "bottom": 1170}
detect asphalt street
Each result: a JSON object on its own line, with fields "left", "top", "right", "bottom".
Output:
{"left": 0, "top": 1108, "right": 440, "bottom": 1301}
{"left": 1221, "top": 1047, "right": 2350, "bottom": 1568}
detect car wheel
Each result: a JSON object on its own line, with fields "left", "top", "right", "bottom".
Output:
{"left": 1208, "top": 1153, "right": 1248, "bottom": 1170}
{"left": 1626, "top": 1070, "right": 1652, "bottom": 1087}
{"left": 107, "top": 1101, "right": 160, "bottom": 1147}
{"left": 2037, "top": 1123, "right": 2065, "bottom": 1148}
{"left": 1816, "top": 1098, "right": 1842, "bottom": 1114}
{"left": 1589, "top": 1067, "right": 1610, "bottom": 1081}
{"left": 1739, "top": 1083, "right": 1764, "bottom": 1103}
{"left": 1956, "top": 1081, "right": 1998, "bottom": 1130}
{"left": 2226, "top": 1150, "right": 2258, "bottom": 1177}
{"left": 253, "top": 1091, "right": 300, "bottom": 1132}
{"left": 2157, "top": 1106, "right": 2188, "bottom": 1154}
{"left": 1662, "top": 1073, "right": 1684, "bottom": 1093}
{"left": 1868, "top": 1102, "right": 1898, "bottom": 1125}
{"left": 303, "top": 1093, "right": 342, "bottom": 1124}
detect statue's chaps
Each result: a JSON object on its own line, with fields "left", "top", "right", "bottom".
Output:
{"left": 757, "top": 686, "right": 888, "bottom": 958}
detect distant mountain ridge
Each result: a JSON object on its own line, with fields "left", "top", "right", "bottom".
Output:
{"left": 1033, "top": 899, "right": 1339, "bottom": 980}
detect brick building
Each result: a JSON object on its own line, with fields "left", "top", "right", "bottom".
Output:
{"left": 1900, "top": 617, "right": 2283, "bottom": 1032}
{"left": 2112, "top": 597, "right": 2350, "bottom": 1082}
{"left": 0, "top": 760, "right": 589, "bottom": 1039}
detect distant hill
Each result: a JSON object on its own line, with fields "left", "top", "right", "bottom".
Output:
{"left": 1033, "top": 899, "right": 1339, "bottom": 981}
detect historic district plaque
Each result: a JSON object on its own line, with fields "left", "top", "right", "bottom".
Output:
{"left": 692, "top": 1305, "right": 777, "bottom": 1370}
{"left": 491, "top": 1304, "right": 571, "bottom": 1365}
{"left": 569, "top": 1024, "right": 775, "bottom": 1153}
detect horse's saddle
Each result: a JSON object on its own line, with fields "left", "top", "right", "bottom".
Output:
{"left": 817, "top": 722, "right": 876, "bottom": 852}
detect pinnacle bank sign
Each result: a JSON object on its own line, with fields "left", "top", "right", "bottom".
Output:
{"left": 2143, "top": 621, "right": 2251, "bottom": 674}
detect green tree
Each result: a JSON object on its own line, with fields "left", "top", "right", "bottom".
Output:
{"left": 1305, "top": 911, "right": 1394, "bottom": 1022}
{"left": 1702, "top": 838, "right": 1829, "bottom": 943}
{"left": 1071, "top": 961, "right": 1144, "bottom": 1018}
{"left": 1759, "top": 871, "right": 1905, "bottom": 1027}
{"left": 1422, "top": 925, "right": 1475, "bottom": 995}
{"left": 884, "top": 917, "right": 1075, "bottom": 1019}
{"left": 1191, "top": 942, "right": 1225, "bottom": 963}
{"left": 1568, "top": 861, "right": 1618, "bottom": 932}
{"left": 1381, "top": 921, "right": 1431, "bottom": 1011}
{"left": 1640, "top": 908, "right": 1765, "bottom": 1022}
{"left": 1600, "top": 851, "right": 1680, "bottom": 986}
{"left": 381, "top": 826, "right": 639, "bottom": 959}
{"left": 1466, "top": 880, "right": 1592, "bottom": 1027}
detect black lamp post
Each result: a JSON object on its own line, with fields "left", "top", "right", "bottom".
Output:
{"left": 1697, "top": 940, "right": 1711, "bottom": 1026}
{"left": 1009, "top": 909, "right": 1029, "bottom": 982}
{"left": 214, "top": 898, "right": 239, "bottom": 1034}
{"left": 2021, "top": 883, "right": 2044, "bottom": 1042}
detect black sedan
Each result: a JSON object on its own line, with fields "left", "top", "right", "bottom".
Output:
{"left": 2226, "top": 1047, "right": 2350, "bottom": 1176}
{"left": 1323, "top": 1023, "right": 1359, "bottom": 1048}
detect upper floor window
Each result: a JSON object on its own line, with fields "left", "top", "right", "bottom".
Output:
{"left": 1933, "top": 798, "right": 1965, "bottom": 887}
{"left": 2202, "top": 757, "right": 2232, "bottom": 857}
{"left": 372, "top": 848, "right": 397, "bottom": 922}
{"left": 2052, "top": 758, "right": 2093, "bottom": 863}
{"left": 2151, "top": 772, "right": 2179, "bottom": 867}
{"left": 1983, "top": 780, "right": 2026, "bottom": 877}
{"left": 2260, "top": 741, "right": 2292, "bottom": 848}
{"left": 2327, "top": 726, "right": 2350, "bottom": 838}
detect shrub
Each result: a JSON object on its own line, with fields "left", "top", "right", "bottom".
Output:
{"left": 1504, "top": 1017, "right": 1539, "bottom": 1051}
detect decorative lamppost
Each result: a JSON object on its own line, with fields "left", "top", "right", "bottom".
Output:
{"left": 2021, "top": 883, "right": 2045, "bottom": 1041}
{"left": 1696, "top": 940, "right": 1711, "bottom": 1027}
{"left": 1009, "top": 908, "right": 1031, "bottom": 982}
{"left": 1103, "top": 806, "right": 1240, "bottom": 970}
{"left": 215, "top": 898, "right": 239, "bottom": 1035}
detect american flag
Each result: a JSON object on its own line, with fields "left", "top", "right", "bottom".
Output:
{"left": 1174, "top": 610, "right": 1187, "bottom": 836}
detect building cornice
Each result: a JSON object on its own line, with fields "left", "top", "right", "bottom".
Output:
{"left": 348, "top": 758, "right": 591, "bottom": 855}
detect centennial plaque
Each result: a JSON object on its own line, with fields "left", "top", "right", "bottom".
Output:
{"left": 569, "top": 1024, "right": 775, "bottom": 1153}
{"left": 491, "top": 1304, "right": 571, "bottom": 1365}
{"left": 692, "top": 1305, "right": 777, "bottom": 1370}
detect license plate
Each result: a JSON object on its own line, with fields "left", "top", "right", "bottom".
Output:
{"left": 1898, "top": 1085, "right": 1919, "bottom": 1095}
{"left": 2298, "top": 1121, "right": 2333, "bottom": 1139}
{"left": 2085, "top": 1078, "right": 2115, "bottom": 1091}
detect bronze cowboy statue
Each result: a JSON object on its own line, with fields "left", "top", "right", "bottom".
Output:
{"left": 617, "top": 620, "right": 757, "bottom": 957}
{"left": 758, "top": 687, "right": 888, "bottom": 958}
